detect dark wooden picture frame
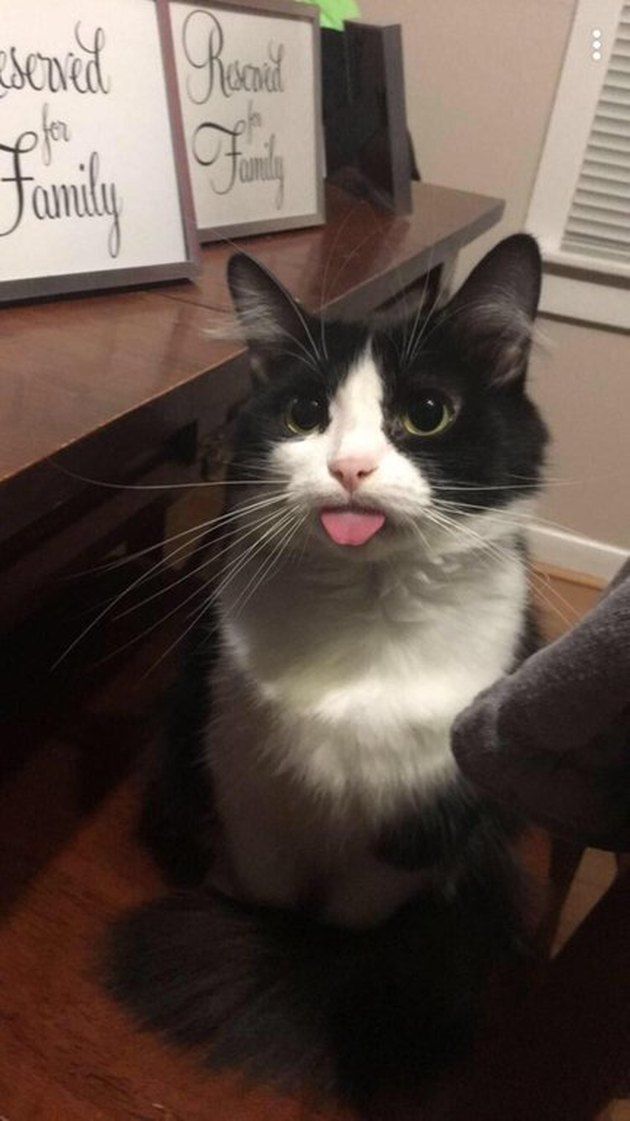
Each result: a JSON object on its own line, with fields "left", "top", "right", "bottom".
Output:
{"left": 168, "top": 0, "right": 325, "bottom": 242}
{"left": 322, "top": 21, "right": 415, "bottom": 215}
{"left": 0, "top": 0, "right": 200, "bottom": 305}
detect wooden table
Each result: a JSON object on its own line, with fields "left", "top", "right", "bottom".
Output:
{"left": 0, "top": 182, "right": 504, "bottom": 1121}
{"left": 0, "top": 183, "right": 502, "bottom": 625}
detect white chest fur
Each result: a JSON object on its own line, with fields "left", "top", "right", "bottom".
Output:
{"left": 204, "top": 546, "right": 527, "bottom": 926}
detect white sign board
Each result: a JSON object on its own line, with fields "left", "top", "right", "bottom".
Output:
{"left": 169, "top": 0, "right": 324, "bottom": 241}
{"left": 0, "top": 0, "right": 199, "bottom": 303}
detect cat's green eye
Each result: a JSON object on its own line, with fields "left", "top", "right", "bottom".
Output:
{"left": 401, "top": 393, "right": 456, "bottom": 438}
{"left": 285, "top": 396, "right": 327, "bottom": 435}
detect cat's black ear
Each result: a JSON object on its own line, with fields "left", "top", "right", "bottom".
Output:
{"left": 227, "top": 253, "right": 320, "bottom": 384}
{"left": 445, "top": 234, "right": 541, "bottom": 388}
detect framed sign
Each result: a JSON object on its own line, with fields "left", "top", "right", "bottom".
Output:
{"left": 0, "top": 0, "right": 200, "bottom": 304}
{"left": 169, "top": 0, "right": 325, "bottom": 242}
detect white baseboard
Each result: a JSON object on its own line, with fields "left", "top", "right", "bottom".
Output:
{"left": 527, "top": 525, "right": 629, "bottom": 584}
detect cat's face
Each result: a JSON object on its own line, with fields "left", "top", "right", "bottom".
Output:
{"left": 226, "top": 236, "right": 548, "bottom": 564}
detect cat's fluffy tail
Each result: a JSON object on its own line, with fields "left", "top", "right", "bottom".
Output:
{"left": 105, "top": 872, "right": 523, "bottom": 1111}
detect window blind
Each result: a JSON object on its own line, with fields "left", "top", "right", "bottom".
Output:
{"left": 561, "top": 3, "right": 630, "bottom": 264}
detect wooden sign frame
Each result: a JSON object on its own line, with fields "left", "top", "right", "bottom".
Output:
{"left": 0, "top": 0, "right": 200, "bottom": 304}
{"left": 168, "top": 0, "right": 325, "bottom": 242}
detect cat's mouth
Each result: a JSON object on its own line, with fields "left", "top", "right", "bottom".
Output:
{"left": 319, "top": 506, "right": 386, "bottom": 547}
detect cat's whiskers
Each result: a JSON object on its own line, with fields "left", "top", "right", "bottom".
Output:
{"left": 211, "top": 506, "right": 300, "bottom": 607}
{"left": 140, "top": 507, "right": 301, "bottom": 677}
{"left": 433, "top": 480, "right": 546, "bottom": 493}
{"left": 406, "top": 288, "right": 510, "bottom": 369}
{"left": 322, "top": 201, "right": 420, "bottom": 346}
{"left": 280, "top": 293, "right": 324, "bottom": 371}
{"left": 422, "top": 504, "right": 579, "bottom": 629}
{"left": 403, "top": 508, "right": 509, "bottom": 579}
{"left": 315, "top": 191, "right": 440, "bottom": 368}
{"left": 409, "top": 281, "right": 547, "bottom": 373}
{"left": 318, "top": 201, "right": 365, "bottom": 360}
{"left": 434, "top": 496, "right": 586, "bottom": 539}
{"left": 74, "top": 491, "right": 288, "bottom": 578}
{"left": 424, "top": 504, "right": 522, "bottom": 565}
{"left": 113, "top": 503, "right": 292, "bottom": 622}
{"left": 406, "top": 297, "right": 476, "bottom": 366}
{"left": 52, "top": 491, "right": 289, "bottom": 667}
{"left": 380, "top": 196, "right": 445, "bottom": 368}
{"left": 97, "top": 573, "right": 217, "bottom": 667}
{"left": 48, "top": 457, "right": 285, "bottom": 494}
{"left": 406, "top": 515, "right": 434, "bottom": 558}
{"left": 101, "top": 505, "right": 297, "bottom": 671}
{"left": 280, "top": 349, "right": 323, "bottom": 375}
{"left": 405, "top": 251, "right": 465, "bottom": 368}
{"left": 229, "top": 510, "right": 308, "bottom": 619}
{"left": 525, "top": 567, "right": 584, "bottom": 630}
{"left": 403, "top": 247, "right": 459, "bottom": 370}
{"left": 433, "top": 468, "right": 626, "bottom": 491}
{"left": 71, "top": 515, "right": 256, "bottom": 619}
{"left": 400, "top": 257, "right": 435, "bottom": 369}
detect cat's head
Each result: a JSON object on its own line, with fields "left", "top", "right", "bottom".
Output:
{"left": 225, "top": 235, "right": 548, "bottom": 565}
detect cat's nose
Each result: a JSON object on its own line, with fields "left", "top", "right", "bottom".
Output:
{"left": 328, "top": 455, "right": 378, "bottom": 493}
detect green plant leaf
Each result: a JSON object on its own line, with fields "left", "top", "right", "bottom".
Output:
{"left": 296, "top": 0, "right": 360, "bottom": 32}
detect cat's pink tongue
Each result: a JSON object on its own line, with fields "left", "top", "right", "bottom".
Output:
{"left": 320, "top": 508, "right": 386, "bottom": 547}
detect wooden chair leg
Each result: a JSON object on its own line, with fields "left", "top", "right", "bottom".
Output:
{"left": 537, "top": 837, "right": 585, "bottom": 953}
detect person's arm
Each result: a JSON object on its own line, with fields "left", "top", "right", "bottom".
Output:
{"left": 452, "top": 560, "right": 630, "bottom": 851}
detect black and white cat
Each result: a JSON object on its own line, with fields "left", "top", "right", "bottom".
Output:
{"left": 109, "top": 235, "right": 548, "bottom": 1105}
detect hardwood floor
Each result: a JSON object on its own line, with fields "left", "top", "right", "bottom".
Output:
{"left": 0, "top": 555, "right": 625, "bottom": 1121}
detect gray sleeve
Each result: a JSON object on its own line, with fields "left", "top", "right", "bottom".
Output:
{"left": 451, "top": 560, "right": 630, "bottom": 851}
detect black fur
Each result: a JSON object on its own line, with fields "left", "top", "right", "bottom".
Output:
{"left": 375, "top": 774, "right": 519, "bottom": 870}
{"left": 106, "top": 236, "right": 547, "bottom": 1109}
{"left": 106, "top": 850, "right": 523, "bottom": 1110}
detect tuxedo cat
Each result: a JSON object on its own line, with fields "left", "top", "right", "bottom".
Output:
{"left": 108, "top": 235, "right": 547, "bottom": 1107}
